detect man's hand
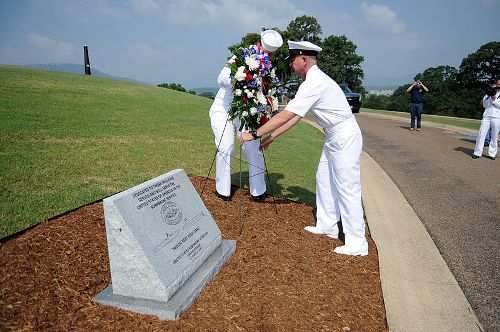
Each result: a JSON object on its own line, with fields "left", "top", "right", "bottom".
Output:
{"left": 260, "top": 135, "right": 274, "bottom": 150}
{"left": 239, "top": 132, "right": 253, "bottom": 146}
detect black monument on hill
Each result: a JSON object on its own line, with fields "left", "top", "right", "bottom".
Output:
{"left": 83, "top": 45, "right": 91, "bottom": 75}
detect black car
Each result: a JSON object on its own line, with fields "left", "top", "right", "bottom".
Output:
{"left": 339, "top": 84, "right": 361, "bottom": 113}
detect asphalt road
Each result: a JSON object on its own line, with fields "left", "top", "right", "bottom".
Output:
{"left": 355, "top": 112, "right": 499, "bottom": 331}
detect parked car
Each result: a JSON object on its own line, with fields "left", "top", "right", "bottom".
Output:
{"left": 284, "top": 80, "right": 362, "bottom": 113}
{"left": 339, "top": 84, "right": 361, "bottom": 113}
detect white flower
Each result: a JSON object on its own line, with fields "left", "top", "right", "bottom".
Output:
{"left": 271, "top": 96, "right": 279, "bottom": 112}
{"left": 227, "top": 55, "right": 237, "bottom": 64}
{"left": 235, "top": 66, "right": 246, "bottom": 81}
{"left": 245, "top": 55, "right": 260, "bottom": 71}
{"left": 242, "top": 111, "right": 248, "bottom": 117}
{"left": 246, "top": 90, "right": 254, "bottom": 98}
{"left": 250, "top": 107, "right": 257, "bottom": 115}
{"left": 235, "top": 89, "right": 242, "bottom": 96}
{"left": 256, "top": 91, "right": 267, "bottom": 105}
{"left": 270, "top": 67, "right": 276, "bottom": 78}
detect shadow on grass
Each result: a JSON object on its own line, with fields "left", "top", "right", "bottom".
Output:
{"left": 231, "top": 171, "right": 316, "bottom": 207}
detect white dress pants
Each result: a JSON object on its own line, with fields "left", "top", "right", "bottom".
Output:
{"left": 474, "top": 116, "right": 500, "bottom": 157}
{"left": 210, "top": 110, "right": 266, "bottom": 197}
{"left": 316, "top": 116, "right": 366, "bottom": 248}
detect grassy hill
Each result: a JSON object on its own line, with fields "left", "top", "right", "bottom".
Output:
{"left": 0, "top": 65, "right": 324, "bottom": 238}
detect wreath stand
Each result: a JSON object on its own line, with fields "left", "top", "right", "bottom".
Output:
{"left": 200, "top": 118, "right": 279, "bottom": 235}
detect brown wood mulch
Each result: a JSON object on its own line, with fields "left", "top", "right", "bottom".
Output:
{"left": 0, "top": 175, "right": 387, "bottom": 331}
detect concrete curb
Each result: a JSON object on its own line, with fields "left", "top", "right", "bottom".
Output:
{"left": 361, "top": 152, "right": 483, "bottom": 331}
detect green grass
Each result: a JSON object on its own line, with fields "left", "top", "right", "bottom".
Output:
{"left": 361, "top": 108, "right": 481, "bottom": 130}
{"left": 0, "top": 65, "right": 324, "bottom": 238}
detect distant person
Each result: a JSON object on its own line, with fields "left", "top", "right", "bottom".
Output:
{"left": 406, "top": 80, "right": 429, "bottom": 131}
{"left": 472, "top": 79, "right": 500, "bottom": 160}
{"left": 209, "top": 30, "right": 283, "bottom": 201}
{"left": 240, "top": 40, "right": 368, "bottom": 256}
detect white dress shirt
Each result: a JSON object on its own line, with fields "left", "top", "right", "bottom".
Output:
{"left": 285, "top": 65, "right": 352, "bottom": 128}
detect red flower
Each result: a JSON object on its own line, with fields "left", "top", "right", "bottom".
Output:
{"left": 260, "top": 115, "right": 269, "bottom": 125}
{"left": 245, "top": 73, "right": 253, "bottom": 82}
{"left": 243, "top": 97, "right": 249, "bottom": 103}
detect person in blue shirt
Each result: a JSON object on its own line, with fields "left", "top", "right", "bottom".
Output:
{"left": 406, "top": 81, "right": 429, "bottom": 131}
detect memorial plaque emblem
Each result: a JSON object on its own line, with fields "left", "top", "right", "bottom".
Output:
{"left": 161, "top": 202, "right": 182, "bottom": 225}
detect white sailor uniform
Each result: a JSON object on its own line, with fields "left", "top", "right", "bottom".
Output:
{"left": 474, "top": 92, "right": 500, "bottom": 158}
{"left": 208, "top": 66, "right": 266, "bottom": 197}
{"left": 285, "top": 65, "right": 367, "bottom": 250}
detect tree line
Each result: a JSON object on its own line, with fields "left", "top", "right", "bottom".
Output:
{"left": 159, "top": 15, "right": 365, "bottom": 99}
{"left": 229, "top": 15, "right": 365, "bottom": 94}
{"left": 364, "top": 41, "right": 499, "bottom": 119}
{"left": 157, "top": 82, "right": 196, "bottom": 95}
{"left": 159, "top": 14, "right": 497, "bottom": 120}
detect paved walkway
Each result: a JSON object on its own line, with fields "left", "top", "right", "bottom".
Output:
{"left": 302, "top": 116, "right": 484, "bottom": 331}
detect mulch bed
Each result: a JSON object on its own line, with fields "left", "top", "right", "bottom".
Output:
{"left": 0, "top": 175, "right": 387, "bottom": 331}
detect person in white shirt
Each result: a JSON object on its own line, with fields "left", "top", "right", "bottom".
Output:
{"left": 209, "top": 30, "right": 283, "bottom": 201}
{"left": 473, "top": 79, "right": 500, "bottom": 160}
{"left": 240, "top": 40, "right": 368, "bottom": 256}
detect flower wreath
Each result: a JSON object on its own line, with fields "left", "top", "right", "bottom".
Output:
{"left": 226, "top": 44, "right": 284, "bottom": 132}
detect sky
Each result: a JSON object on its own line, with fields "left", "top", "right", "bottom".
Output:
{"left": 0, "top": 0, "right": 499, "bottom": 89}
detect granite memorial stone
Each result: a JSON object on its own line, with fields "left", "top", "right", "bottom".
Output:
{"left": 94, "top": 169, "right": 236, "bottom": 319}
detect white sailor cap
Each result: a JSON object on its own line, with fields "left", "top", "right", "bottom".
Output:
{"left": 261, "top": 30, "right": 283, "bottom": 52}
{"left": 287, "top": 40, "right": 322, "bottom": 58}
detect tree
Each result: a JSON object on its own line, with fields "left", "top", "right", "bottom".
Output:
{"left": 228, "top": 33, "right": 261, "bottom": 54}
{"left": 414, "top": 66, "right": 462, "bottom": 116}
{"left": 227, "top": 15, "right": 365, "bottom": 102}
{"left": 381, "top": 41, "right": 498, "bottom": 119}
{"left": 363, "top": 94, "right": 390, "bottom": 110}
{"left": 317, "top": 35, "right": 365, "bottom": 94}
{"left": 386, "top": 85, "right": 410, "bottom": 113}
{"left": 286, "top": 15, "right": 322, "bottom": 44}
{"left": 456, "top": 41, "right": 500, "bottom": 118}
{"left": 199, "top": 91, "right": 215, "bottom": 99}
{"left": 458, "top": 41, "right": 500, "bottom": 89}
{"left": 281, "top": 16, "right": 323, "bottom": 86}
{"left": 157, "top": 83, "right": 189, "bottom": 93}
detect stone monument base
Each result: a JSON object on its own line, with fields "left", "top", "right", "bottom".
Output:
{"left": 94, "top": 240, "right": 236, "bottom": 320}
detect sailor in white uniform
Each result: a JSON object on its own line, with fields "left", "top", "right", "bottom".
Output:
{"left": 473, "top": 80, "right": 500, "bottom": 160}
{"left": 209, "top": 30, "right": 283, "bottom": 201}
{"left": 240, "top": 40, "right": 368, "bottom": 256}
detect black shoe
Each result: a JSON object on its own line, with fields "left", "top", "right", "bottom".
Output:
{"left": 215, "top": 191, "right": 231, "bottom": 201}
{"left": 487, "top": 156, "right": 496, "bottom": 160}
{"left": 251, "top": 193, "right": 266, "bottom": 202}
{"left": 472, "top": 155, "right": 480, "bottom": 159}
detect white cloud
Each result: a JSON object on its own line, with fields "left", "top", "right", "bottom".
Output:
{"left": 127, "top": 0, "right": 161, "bottom": 15}
{"left": 128, "top": 43, "right": 167, "bottom": 61}
{"left": 93, "top": 0, "right": 127, "bottom": 18}
{"left": 27, "top": 33, "right": 77, "bottom": 62}
{"left": 54, "top": 0, "right": 126, "bottom": 19}
{"left": 361, "top": 2, "right": 405, "bottom": 34}
{"left": 129, "top": 0, "right": 301, "bottom": 31}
